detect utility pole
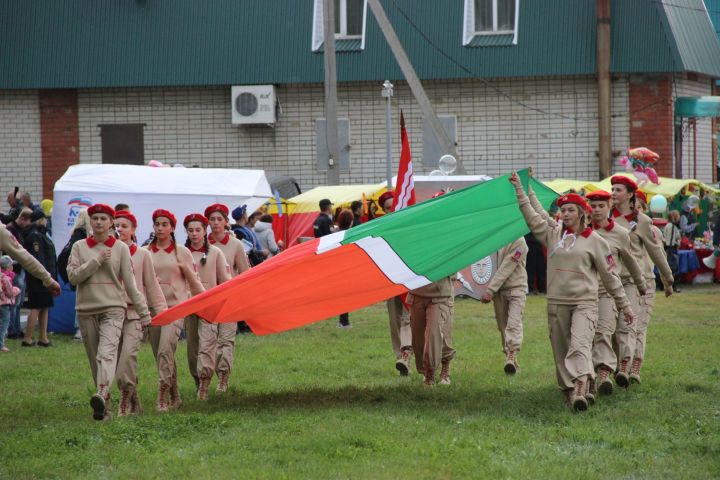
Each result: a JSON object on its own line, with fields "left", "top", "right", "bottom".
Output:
{"left": 323, "top": 0, "right": 340, "bottom": 185}
{"left": 367, "top": 0, "right": 465, "bottom": 174}
{"left": 596, "top": 0, "right": 612, "bottom": 179}
{"left": 382, "top": 80, "right": 394, "bottom": 190}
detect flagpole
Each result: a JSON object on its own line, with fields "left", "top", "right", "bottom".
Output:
{"left": 382, "top": 80, "right": 394, "bottom": 191}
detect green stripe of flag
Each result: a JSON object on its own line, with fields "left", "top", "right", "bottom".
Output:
{"left": 341, "top": 170, "right": 556, "bottom": 282}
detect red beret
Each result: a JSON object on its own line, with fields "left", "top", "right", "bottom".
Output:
{"left": 586, "top": 190, "right": 611, "bottom": 202}
{"left": 183, "top": 213, "right": 208, "bottom": 227}
{"left": 204, "top": 203, "right": 229, "bottom": 219}
{"left": 87, "top": 204, "right": 115, "bottom": 218}
{"left": 557, "top": 193, "right": 590, "bottom": 212}
{"left": 635, "top": 191, "right": 648, "bottom": 204}
{"left": 378, "top": 191, "right": 394, "bottom": 206}
{"left": 152, "top": 209, "right": 177, "bottom": 228}
{"left": 114, "top": 210, "right": 137, "bottom": 227}
{"left": 610, "top": 175, "right": 638, "bottom": 192}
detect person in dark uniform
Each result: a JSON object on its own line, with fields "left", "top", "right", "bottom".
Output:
{"left": 313, "top": 199, "right": 335, "bottom": 238}
{"left": 21, "top": 210, "right": 57, "bottom": 347}
{"left": 524, "top": 232, "right": 546, "bottom": 294}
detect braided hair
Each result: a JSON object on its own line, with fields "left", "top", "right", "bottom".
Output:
{"left": 170, "top": 231, "right": 179, "bottom": 262}
{"left": 201, "top": 236, "right": 209, "bottom": 266}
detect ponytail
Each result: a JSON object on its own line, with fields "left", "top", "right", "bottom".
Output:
{"left": 629, "top": 192, "right": 639, "bottom": 223}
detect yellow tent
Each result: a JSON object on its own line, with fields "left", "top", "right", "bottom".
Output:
{"left": 266, "top": 182, "right": 387, "bottom": 215}
{"left": 542, "top": 179, "right": 598, "bottom": 194}
{"left": 589, "top": 173, "right": 719, "bottom": 197}
{"left": 265, "top": 183, "right": 388, "bottom": 246}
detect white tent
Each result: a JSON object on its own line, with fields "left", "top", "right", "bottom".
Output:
{"left": 51, "top": 164, "right": 272, "bottom": 249}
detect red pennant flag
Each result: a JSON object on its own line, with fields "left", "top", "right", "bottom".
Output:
{"left": 391, "top": 111, "right": 416, "bottom": 212}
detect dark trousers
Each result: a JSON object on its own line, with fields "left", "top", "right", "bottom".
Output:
{"left": 526, "top": 244, "right": 546, "bottom": 293}
{"left": 338, "top": 313, "right": 350, "bottom": 326}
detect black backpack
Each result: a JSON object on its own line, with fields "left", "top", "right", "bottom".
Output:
{"left": 57, "top": 229, "right": 86, "bottom": 286}
{"left": 232, "top": 226, "right": 264, "bottom": 267}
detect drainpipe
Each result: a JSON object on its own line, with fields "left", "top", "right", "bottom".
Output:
{"left": 596, "top": 0, "right": 612, "bottom": 179}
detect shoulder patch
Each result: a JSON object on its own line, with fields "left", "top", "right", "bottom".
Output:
{"left": 606, "top": 252, "right": 616, "bottom": 272}
{"left": 511, "top": 248, "right": 523, "bottom": 263}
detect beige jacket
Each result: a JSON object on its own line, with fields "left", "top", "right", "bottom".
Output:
{"left": 68, "top": 236, "right": 150, "bottom": 319}
{"left": 408, "top": 275, "right": 455, "bottom": 301}
{"left": 126, "top": 244, "right": 168, "bottom": 320}
{"left": 189, "top": 244, "right": 231, "bottom": 289}
{"left": 0, "top": 223, "right": 53, "bottom": 286}
{"left": 486, "top": 237, "right": 528, "bottom": 295}
{"left": 643, "top": 225, "right": 665, "bottom": 282}
{"left": 209, "top": 232, "right": 250, "bottom": 276}
{"left": 592, "top": 220, "right": 645, "bottom": 291}
{"left": 145, "top": 242, "right": 204, "bottom": 308}
{"left": 517, "top": 186, "right": 629, "bottom": 309}
{"left": 612, "top": 209, "right": 673, "bottom": 288}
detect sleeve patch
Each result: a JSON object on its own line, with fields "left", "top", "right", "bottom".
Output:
{"left": 606, "top": 252, "right": 616, "bottom": 272}
{"left": 511, "top": 249, "right": 523, "bottom": 263}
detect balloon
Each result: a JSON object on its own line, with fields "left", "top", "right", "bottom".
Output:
{"left": 148, "top": 160, "right": 164, "bottom": 167}
{"left": 649, "top": 194, "right": 667, "bottom": 213}
{"left": 438, "top": 155, "right": 457, "bottom": 175}
{"left": 429, "top": 169, "right": 445, "bottom": 177}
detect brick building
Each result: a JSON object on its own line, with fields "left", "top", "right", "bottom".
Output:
{"left": 1, "top": 0, "right": 719, "bottom": 202}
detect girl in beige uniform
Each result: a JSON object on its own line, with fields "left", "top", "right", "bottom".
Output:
{"left": 67, "top": 204, "right": 152, "bottom": 421}
{"left": 113, "top": 210, "right": 167, "bottom": 416}
{"left": 632, "top": 192, "right": 663, "bottom": 384}
{"left": 585, "top": 190, "right": 646, "bottom": 397}
{"left": 408, "top": 275, "right": 456, "bottom": 386}
{"left": 184, "top": 213, "right": 232, "bottom": 399}
{"left": 146, "top": 209, "right": 204, "bottom": 412}
{"left": 610, "top": 177, "right": 673, "bottom": 384}
{"left": 480, "top": 236, "right": 527, "bottom": 375}
{"left": 510, "top": 172, "right": 634, "bottom": 411}
{"left": 205, "top": 203, "right": 250, "bottom": 391}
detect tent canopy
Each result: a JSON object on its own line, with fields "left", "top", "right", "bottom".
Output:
{"left": 675, "top": 96, "right": 720, "bottom": 118}
{"left": 543, "top": 178, "right": 595, "bottom": 194}
{"left": 51, "top": 164, "right": 272, "bottom": 249}
{"left": 269, "top": 183, "right": 388, "bottom": 215}
{"left": 589, "top": 173, "right": 719, "bottom": 197}
{"left": 544, "top": 173, "right": 719, "bottom": 198}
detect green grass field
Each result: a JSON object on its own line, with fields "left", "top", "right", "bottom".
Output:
{"left": 2, "top": 286, "right": 719, "bottom": 479}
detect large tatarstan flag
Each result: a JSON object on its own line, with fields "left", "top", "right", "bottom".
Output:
{"left": 152, "top": 170, "right": 556, "bottom": 335}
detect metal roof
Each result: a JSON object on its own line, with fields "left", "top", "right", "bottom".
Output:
{"left": 0, "top": 0, "right": 718, "bottom": 89}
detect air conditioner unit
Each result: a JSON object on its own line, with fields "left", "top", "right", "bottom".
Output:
{"left": 231, "top": 85, "right": 276, "bottom": 125}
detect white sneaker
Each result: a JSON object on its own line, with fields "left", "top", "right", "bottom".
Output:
{"left": 73, "top": 330, "right": 82, "bottom": 341}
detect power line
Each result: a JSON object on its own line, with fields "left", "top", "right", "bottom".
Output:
{"left": 387, "top": 0, "right": 707, "bottom": 123}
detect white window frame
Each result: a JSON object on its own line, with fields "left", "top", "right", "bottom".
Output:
{"left": 463, "top": 0, "right": 519, "bottom": 46}
{"left": 312, "top": 0, "right": 368, "bottom": 52}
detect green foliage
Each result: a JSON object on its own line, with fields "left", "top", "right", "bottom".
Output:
{"left": 2, "top": 287, "right": 719, "bottom": 479}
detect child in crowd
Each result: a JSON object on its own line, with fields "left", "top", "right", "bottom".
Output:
{"left": 0, "top": 255, "right": 20, "bottom": 352}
